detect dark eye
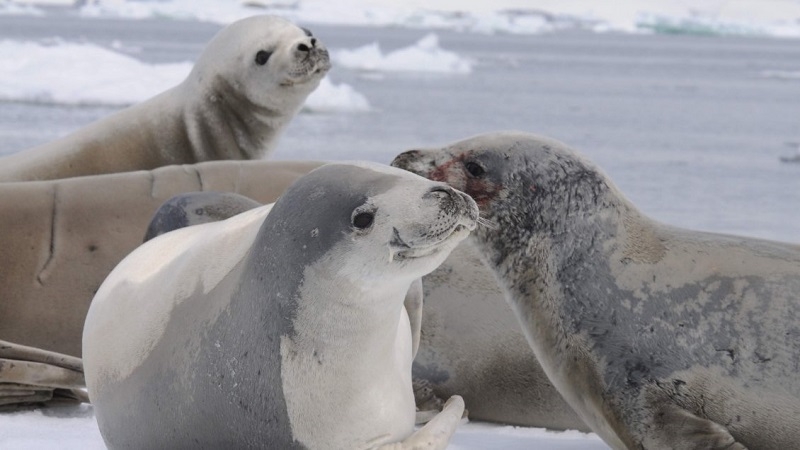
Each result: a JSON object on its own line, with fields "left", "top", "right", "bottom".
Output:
{"left": 465, "top": 161, "right": 485, "bottom": 177}
{"left": 255, "top": 50, "right": 271, "bottom": 66}
{"left": 353, "top": 212, "right": 374, "bottom": 229}
{"left": 301, "top": 27, "right": 313, "bottom": 37}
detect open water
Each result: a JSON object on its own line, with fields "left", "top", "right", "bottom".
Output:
{"left": 1, "top": 14, "right": 798, "bottom": 243}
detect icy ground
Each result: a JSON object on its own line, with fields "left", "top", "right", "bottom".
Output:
{"left": 0, "top": 404, "right": 608, "bottom": 449}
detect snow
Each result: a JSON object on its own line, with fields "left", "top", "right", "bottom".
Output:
{"left": 0, "top": 35, "right": 479, "bottom": 109}
{"left": 4, "top": 0, "right": 800, "bottom": 38}
{"left": 0, "top": 404, "right": 607, "bottom": 449}
{"left": 0, "top": 40, "right": 369, "bottom": 112}
{"left": 332, "top": 33, "right": 474, "bottom": 74}
{"left": 0, "top": 39, "right": 191, "bottom": 106}
{"left": 303, "top": 77, "right": 371, "bottom": 113}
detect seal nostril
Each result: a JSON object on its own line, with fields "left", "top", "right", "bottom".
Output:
{"left": 427, "top": 186, "right": 453, "bottom": 200}
{"left": 310, "top": 38, "right": 317, "bottom": 47}
{"left": 298, "top": 43, "right": 310, "bottom": 52}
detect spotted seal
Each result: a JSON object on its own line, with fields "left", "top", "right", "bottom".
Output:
{"left": 393, "top": 131, "right": 800, "bottom": 449}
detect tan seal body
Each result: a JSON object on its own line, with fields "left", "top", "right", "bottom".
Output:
{"left": 0, "top": 160, "right": 323, "bottom": 359}
{"left": 394, "top": 131, "right": 800, "bottom": 449}
{"left": 83, "top": 163, "right": 474, "bottom": 449}
{"left": 0, "top": 15, "right": 330, "bottom": 182}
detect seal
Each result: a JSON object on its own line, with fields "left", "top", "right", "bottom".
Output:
{"left": 82, "top": 162, "right": 477, "bottom": 449}
{"left": 146, "top": 189, "right": 587, "bottom": 430}
{"left": 0, "top": 159, "right": 322, "bottom": 408}
{"left": 393, "top": 131, "right": 800, "bottom": 449}
{"left": 0, "top": 15, "right": 330, "bottom": 182}
{"left": 143, "top": 191, "right": 262, "bottom": 241}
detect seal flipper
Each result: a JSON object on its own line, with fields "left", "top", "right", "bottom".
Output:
{"left": 405, "top": 280, "right": 452, "bottom": 426}
{"left": 413, "top": 378, "right": 445, "bottom": 424}
{"left": 404, "top": 278, "right": 423, "bottom": 359}
{"left": 0, "top": 340, "right": 88, "bottom": 408}
{"left": 379, "top": 395, "right": 465, "bottom": 450}
{"left": 649, "top": 404, "right": 747, "bottom": 450}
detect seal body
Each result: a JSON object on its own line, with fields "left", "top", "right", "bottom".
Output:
{"left": 410, "top": 241, "right": 586, "bottom": 430}
{"left": 0, "top": 15, "right": 330, "bottom": 182}
{"left": 145, "top": 179, "right": 586, "bottom": 431}
{"left": 0, "top": 160, "right": 321, "bottom": 359}
{"left": 393, "top": 131, "right": 800, "bottom": 449}
{"left": 83, "top": 162, "right": 476, "bottom": 449}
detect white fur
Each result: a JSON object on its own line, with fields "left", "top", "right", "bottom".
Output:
{"left": 0, "top": 15, "right": 328, "bottom": 181}
{"left": 83, "top": 162, "right": 475, "bottom": 448}
{"left": 279, "top": 172, "right": 472, "bottom": 448}
{"left": 83, "top": 204, "right": 272, "bottom": 393}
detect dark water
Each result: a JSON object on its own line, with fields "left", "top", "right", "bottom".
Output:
{"left": 1, "top": 14, "right": 798, "bottom": 242}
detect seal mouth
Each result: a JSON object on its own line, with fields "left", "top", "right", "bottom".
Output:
{"left": 391, "top": 223, "right": 471, "bottom": 261}
{"left": 281, "top": 50, "right": 331, "bottom": 87}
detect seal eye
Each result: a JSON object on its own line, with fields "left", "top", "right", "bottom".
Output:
{"left": 255, "top": 50, "right": 271, "bottom": 66}
{"left": 301, "top": 27, "right": 313, "bottom": 37}
{"left": 465, "top": 161, "right": 485, "bottom": 178}
{"left": 353, "top": 212, "right": 374, "bottom": 229}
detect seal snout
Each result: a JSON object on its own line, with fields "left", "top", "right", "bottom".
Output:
{"left": 390, "top": 183, "right": 477, "bottom": 261}
{"left": 297, "top": 38, "right": 317, "bottom": 53}
{"left": 287, "top": 32, "right": 331, "bottom": 82}
{"left": 391, "top": 150, "right": 432, "bottom": 177}
{"left": 425, "top": 185, "right": 478, "bottom": 231}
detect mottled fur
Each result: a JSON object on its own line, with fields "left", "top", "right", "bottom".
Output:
{"left": 394, "top": 131, "right": 800, "bottom": 450}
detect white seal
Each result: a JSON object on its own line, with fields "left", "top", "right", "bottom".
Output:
{"left": 0, "top": 15, "right": 330, "bottom": 182}
{"left": 83, "top": 162, "right": 476, "bottom": 449}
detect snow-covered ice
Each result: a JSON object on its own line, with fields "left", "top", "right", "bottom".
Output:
{"left": 304, "top": 77, "right": 370, "bottom": 113}
{"left": 332, "top": 33, "right": 474, "bottom": 74}
{"left": 0, "top": 40, "right": 369, "bottom": 112}
{"left": 0, "top": 405, "right": 607, "bottom": 449}
{"left": 0, "top": 39, "right": 191, "bottom": 106}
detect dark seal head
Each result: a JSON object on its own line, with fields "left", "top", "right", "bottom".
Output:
{"left": 143, "top": 191, "right": 261, "bottom": 241}
{"left": 393, "top": 131, "right": 800, "bottom": 450}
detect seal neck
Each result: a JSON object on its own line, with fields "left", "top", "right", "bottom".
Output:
{"left": 180, "top": 76, "right": 289, "bottom": 162}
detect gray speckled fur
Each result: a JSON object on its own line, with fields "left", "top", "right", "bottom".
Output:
{"left": 395, "top": 131, "right": 800, "bottom": 449}
{"left": 92, "top": 165, "right": 396, "bottom": 449}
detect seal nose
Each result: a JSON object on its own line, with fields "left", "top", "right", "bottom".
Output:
{"left": 297, "top": 38, "right": 316, "bottom": 52}
{"left": 391, "top": 150, "right": 422, "bottom": 172}
{"left": 426, "top": 185, "right": 454, "bottom": 201}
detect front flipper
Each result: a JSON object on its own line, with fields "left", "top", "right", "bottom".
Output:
{"left": 404, "top": 278, "right": 423, "bottom": 359}
{"left": 649, "top": 404, "right": 747, "bottom": 450}
{"left": 379, "top": 395, "right": 465, "bottom": 450}
{"left": 0, "top": 340, "right": 88, "bottom": 408}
